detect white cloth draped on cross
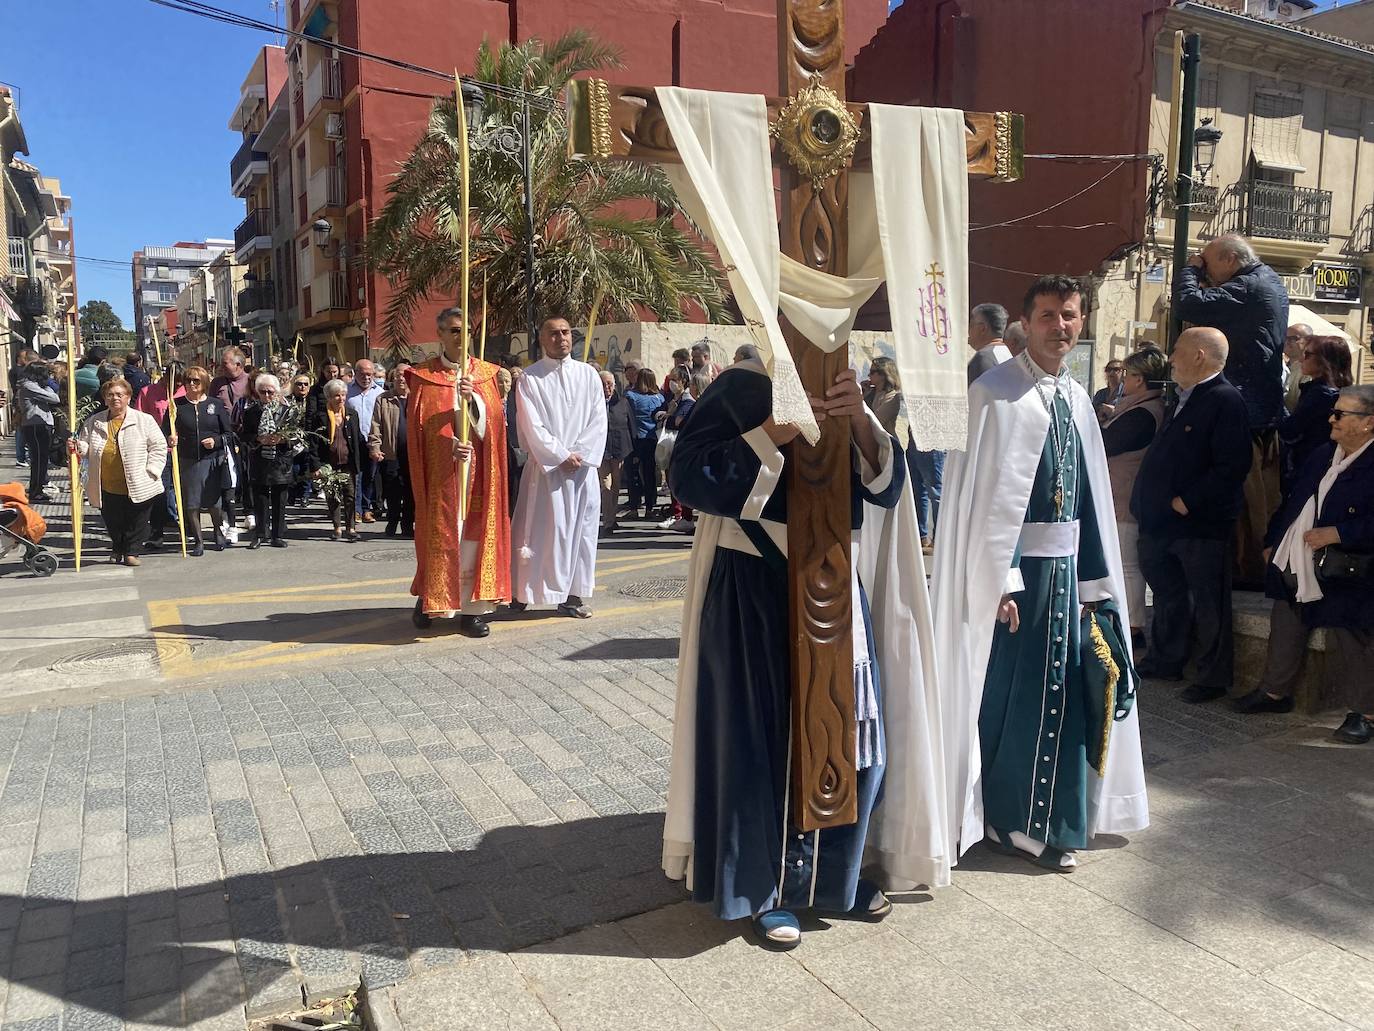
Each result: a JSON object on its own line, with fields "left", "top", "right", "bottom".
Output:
{"left": 656, "top": 87, "right": 970, "bottom": 451}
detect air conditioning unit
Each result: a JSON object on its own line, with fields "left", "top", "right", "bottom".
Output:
{"left": 324, "top": 113, "right": 345, "bottom": 140}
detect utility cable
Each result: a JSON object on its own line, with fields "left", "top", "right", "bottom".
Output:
{"left": 143, "top": 0, "right": 556, "bottom": 109}
{"left": 971, "top": 161, "right": 1127, "bottom": 232}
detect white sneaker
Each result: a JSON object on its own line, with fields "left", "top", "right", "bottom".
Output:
{"left": 245, "top": 515, "right": 256, "bottom": 531}
{"left": 224, "top": 525, "right": 240, "bottom": 545}
{"left": 656, "top": 516, "right": 677, "bottom": 530}
{"left": 671, "top": 519, "right": 694, "bottom": 533}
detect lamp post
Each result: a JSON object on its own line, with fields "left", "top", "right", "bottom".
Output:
{"left": 460, "top": 83, "right": 539, "bottom": 360}
{"left": 1194, "top": 117, "right": 1222, "bottom": 184}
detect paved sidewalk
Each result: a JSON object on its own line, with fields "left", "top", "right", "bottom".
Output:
{"left": 373, "top": 715, "right": 1374, "bottom": 1031}
{"left": 0, "top": 586, "right": 1370, "bottom": 1029}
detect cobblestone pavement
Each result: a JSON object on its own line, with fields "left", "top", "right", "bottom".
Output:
{"left": 0, "top": 613, "right": 686, "bottom": 1030}
{"left": 2, "top": 589, "right": 1371, "bottom": 1031}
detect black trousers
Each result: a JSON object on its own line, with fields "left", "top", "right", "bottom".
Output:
{"left": 629, "top": 437, "right": 658, "bottom": 512}
{"left": 381, "top": 458, "right": 414, "bottom": 532}
{"left": 101, "top": 492, "right": 156, "bottom": 558}
{"left": 253, "top": 483, "right": 289, "bottom": 542}
{"left": 23, "top": 424, "right": 51, "bottom": 499}
{"left": 1139, "top": 531, "right": 1235, "bottom": 688}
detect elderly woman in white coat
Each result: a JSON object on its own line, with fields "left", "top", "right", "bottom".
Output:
{"left": 70, "top": 376, "right": 168, "bottom": 566}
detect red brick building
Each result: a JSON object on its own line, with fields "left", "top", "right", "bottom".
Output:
{"left": 849, "top": 0, "right": 1171, "bottom": 321}
{"left": 243, "top": 0, "right": 886, "bottom": 363}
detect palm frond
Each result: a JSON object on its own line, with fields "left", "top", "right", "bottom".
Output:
{"left": 366, "top": 30, "right": 728, "bottom": 350}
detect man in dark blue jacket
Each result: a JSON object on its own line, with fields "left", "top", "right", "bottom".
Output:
{"left": 1132, "top": 327, "right": 1253, "bottom": 703}
{"left": 1174, "top": 234, "right": 1288, "bottom": 430}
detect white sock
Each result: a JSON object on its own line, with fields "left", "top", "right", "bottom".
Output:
{"left": 993, "top": 825, "right": 1078, "bottom": 868}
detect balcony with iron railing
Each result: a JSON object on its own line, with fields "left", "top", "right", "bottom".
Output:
{"left": 230, "top": 134, "right": 269, "bottom": 195}
{"left": 302, "top": 59, "right": 342, "bottom": 118}
{"left": 1223, "top": 179, "right": 1333, "bottom": 245}
{"left": 237, "top": 280, "right": 275, "bottom": 322}
{"left": 306, "top": 165, "right": 345, "bottom": 217}
{"left": 234, "top": 209, "right": 272, "bottom": 255}
{"left": 307, "top": 269, "right": 348, "bottom": 318}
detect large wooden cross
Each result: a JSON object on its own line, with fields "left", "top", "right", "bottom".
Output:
{"left": 569, "top": 1, "right": 1023, "bottom": 832}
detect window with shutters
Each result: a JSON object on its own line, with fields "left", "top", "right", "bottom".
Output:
{"left": 1251, "top": 90, "right": 1305, "bottom": 179}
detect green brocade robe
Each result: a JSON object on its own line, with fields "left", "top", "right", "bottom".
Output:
{"left": 979, "top": 389, "right": 1110, "bottom": 851}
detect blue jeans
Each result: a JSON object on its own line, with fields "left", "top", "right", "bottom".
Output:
{"left": 15, "top": 429, "right": 27, "bottom": 464}
{"left": 356, "top": 453, "right": 380, "bottom": 516}
{"left": 907, "top": 447, "right": 944, "bottom": 539}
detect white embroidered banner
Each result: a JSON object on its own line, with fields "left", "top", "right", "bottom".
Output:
{"left": 656, "top": 88, "right": 970, "bottom": 452}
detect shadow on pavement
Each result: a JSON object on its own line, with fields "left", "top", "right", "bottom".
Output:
{"left": 2, "top": 814, "right": 692, "bottom": 1028}
{"left": 566, "top": 638, "right": 681, "bottom": 661}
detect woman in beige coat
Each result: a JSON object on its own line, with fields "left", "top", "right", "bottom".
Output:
{"left": 71, "top": 377, "right": 168, "bottom": 566}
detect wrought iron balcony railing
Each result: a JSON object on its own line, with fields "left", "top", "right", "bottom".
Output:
{"left": 237, "top": 281, "right": 275, "bottom": 317}
{"left": 230, "top": 134, "right": 269, "bottom": 190}
{"left": 234, "top": 209, "right": 271, "bottom": 252}
{"left": 1228, "top": 179, "right": 1332, "bottom": 245}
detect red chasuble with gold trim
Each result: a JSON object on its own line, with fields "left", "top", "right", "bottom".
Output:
{"left": 406, "top": 355, "right": 511, "bottom": 614}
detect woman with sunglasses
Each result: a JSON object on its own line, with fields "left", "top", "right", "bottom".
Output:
{"left": 1278, "top": 335, "right": 1351, "bottom": 502}
{"left": 1238, "top": 385, "right": 1374, "bottom": 744}
{"left": 163, "top": 365, "right": 234, "bottom": 555}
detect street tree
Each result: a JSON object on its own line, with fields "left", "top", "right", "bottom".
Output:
{"left": 367, "top": 30, "right": 728, "bottom": 353}
{"left": 78, "top": 300, "right": 134, "bottom": 348}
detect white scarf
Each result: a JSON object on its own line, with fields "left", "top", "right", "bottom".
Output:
{"left": 1272, "top": 439, "right": 1373, "bottom": 602}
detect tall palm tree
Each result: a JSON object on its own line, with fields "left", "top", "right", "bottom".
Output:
{"left": 368, "top": 30, "right": 728, "bottom": 352}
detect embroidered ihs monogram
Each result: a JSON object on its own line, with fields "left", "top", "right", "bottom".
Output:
{"left": 916, "top": 262, "right": 952, "bottom": 356}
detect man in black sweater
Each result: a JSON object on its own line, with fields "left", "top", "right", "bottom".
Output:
{"left": 1132, "top": 327, "right": 1253, "bottom": 703}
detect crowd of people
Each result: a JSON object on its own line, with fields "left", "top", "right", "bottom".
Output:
{"left": 6, "top": 233, "right": 1372, "bottom": 751}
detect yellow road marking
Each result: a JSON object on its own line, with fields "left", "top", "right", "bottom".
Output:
{"left": 147, "top": 546, "right": 689, "bottom": 680}
{"left": 173, "top": 599, "right": 682, "bottom": 679}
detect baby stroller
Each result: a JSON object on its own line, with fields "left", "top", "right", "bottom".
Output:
{"left": 0, "top": 482, "right": 58, "bottom": 577}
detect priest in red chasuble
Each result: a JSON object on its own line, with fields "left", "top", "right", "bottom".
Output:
{"left": 405, "top": 306, "right": 511, "bottom": 638}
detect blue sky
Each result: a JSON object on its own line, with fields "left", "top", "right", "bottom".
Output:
{"left": 2, "top": 1, "right": 276, "bottom": 326}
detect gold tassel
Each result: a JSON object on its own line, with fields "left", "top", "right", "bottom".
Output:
{"left": 1088, "top": 612, "right": 1119, "bottom": 777}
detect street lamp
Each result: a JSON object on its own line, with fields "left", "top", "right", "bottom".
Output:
{"left": 1194, "top": 117, "right": 1222, "bottom": 183}
{"left": 313, "top": 218, "right": 333, "bottom": 252}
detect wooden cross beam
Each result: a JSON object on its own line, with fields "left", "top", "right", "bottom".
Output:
{"left": 569, "top": 1, "right": 1024, "bottom": 833}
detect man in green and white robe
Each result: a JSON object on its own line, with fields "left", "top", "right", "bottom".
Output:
{"left": 932, "top": 276, "right": 1148, "bottom": 871}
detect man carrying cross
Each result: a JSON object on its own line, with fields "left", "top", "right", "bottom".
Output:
{"left": 563, "top": 0, "right": 1027, "bottom": 947}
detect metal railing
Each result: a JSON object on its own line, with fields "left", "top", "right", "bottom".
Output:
{"left": 1230, "top": 179, "right": 1332, "bottom": 244}
{"left": 303, "top": 58, "right": 342, "bottom": 114}
{"left": 311, "top": 270, "right": 348, "bottom": 314}
{"left": 234, "top": 209, "right": 271, "bottom": 251}
{"left": 229, "top": 133, "right": 268, "bottom": 189}
{"left": 237, "top": 281, "right": 275, "bottom": 317}
{"left": 306, "top": 165, "right": 345, "bottom": 215}
{"left": 6, "top": 238, "right": 29, "bottom": 277}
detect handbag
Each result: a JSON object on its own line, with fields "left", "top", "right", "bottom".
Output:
{"left": 654, "top": 426, "right": 678, "bottom": 471}
{"left": 1314, "top": 545, "right": 1374, "bottom": 587}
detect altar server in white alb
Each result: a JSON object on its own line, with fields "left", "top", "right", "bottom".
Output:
{"left": 932, "top": 275, "right": 1148, "bottom": 873}
{"left": 509, "top": 316, "right": 607, "bottom": 619}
